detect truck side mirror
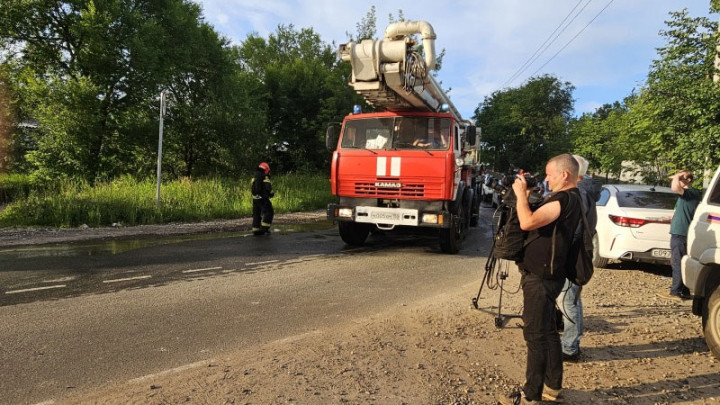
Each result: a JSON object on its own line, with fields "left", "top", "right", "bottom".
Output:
{"left": 466, "top": 126, "right": 477, "bottom": 146}
{"left": 326, "top": 125, "right": 340, "bottom": 152}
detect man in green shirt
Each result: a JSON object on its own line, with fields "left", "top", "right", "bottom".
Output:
{"left": 665, "top": 170, "right": 701, "bottom": 300}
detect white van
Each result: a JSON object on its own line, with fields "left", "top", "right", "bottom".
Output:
{"left": 682, "top": 164, "right": 720, "bottom": 359}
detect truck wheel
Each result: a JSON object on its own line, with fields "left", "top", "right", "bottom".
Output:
{"left": 592, "top": 233, "right": 609, "bottom": 268}
{"left": 440, "top": 206, "right": 464, "bottom": 254}
{"left": 703, "top": 286, "right": 720, "bottom": 360}
{"left": 470, "top": 187, "right": 480, "bottom": 227}
{"left": 338, "top": 222, "right": 370, "bottom": 246}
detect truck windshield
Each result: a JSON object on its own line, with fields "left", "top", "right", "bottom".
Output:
{"left": 340, "top": 117, "right": 451, "bottom": 151}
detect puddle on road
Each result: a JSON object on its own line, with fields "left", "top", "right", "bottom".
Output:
{"left": 0, "top": 221, "right": 335, "bottom": 259}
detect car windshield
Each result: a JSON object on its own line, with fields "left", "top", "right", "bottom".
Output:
{"left": 340, "top": 117, "right": 451, "bottom": 150}
{"left": 615, "top": 190, "right": 678, "bottom": 209}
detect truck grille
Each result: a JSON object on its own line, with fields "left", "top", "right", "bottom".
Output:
{"left": 354, "top": 182, "right": 425, "bottom": 197}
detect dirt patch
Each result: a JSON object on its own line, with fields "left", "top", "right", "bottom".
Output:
{"left": 58, "top": 260, "right": 719, "bottom": 404}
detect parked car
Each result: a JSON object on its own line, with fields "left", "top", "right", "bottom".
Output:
{"left": 682, "top": 164, "right": 720, "bottom": 359}
{"left": 593, "top": 184, "right": 678, "bottom": 268}
{"left": 480, "top": 173, "right": 494, "bottom": 206}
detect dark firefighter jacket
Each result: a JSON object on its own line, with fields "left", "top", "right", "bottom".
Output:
{"left": 251, "top": 168, "right": 274, "bottom": 199}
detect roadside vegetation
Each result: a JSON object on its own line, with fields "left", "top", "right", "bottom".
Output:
{"left": 0, "top": 173, "right": 331, "bottom": 228}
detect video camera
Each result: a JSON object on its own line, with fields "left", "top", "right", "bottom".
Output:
{"left": 484, "top": 171, "right": 540, "bottom": 205}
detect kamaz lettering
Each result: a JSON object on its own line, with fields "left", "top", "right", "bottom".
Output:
{"left": 375, "top": 182, "right": 402, "bottom": 188}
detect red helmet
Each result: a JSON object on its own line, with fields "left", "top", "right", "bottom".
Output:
{"left": 258, "top": 162, "right": 270, "bottom": 174}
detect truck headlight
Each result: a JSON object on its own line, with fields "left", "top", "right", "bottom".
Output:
{"left": 422, "top": 213, "right": 439, "bottom": 224}
{"left": 337, "top": 208, "right": 354, "bottom": 218}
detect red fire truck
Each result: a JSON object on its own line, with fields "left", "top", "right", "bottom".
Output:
{"left": 326, "top": 21, "right": 483, "bottom": 253}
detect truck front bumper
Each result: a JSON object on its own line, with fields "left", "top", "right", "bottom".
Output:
{"left": 327, "top": 204, "right": 451, "bottom": 228}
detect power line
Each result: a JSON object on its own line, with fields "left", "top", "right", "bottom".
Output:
{"left": 502, "top": 0, "right": 591, "bottom": 88}
{"left": 530, "top": 0, "right": 615, "bottom": 77}
{"left": 502, "top": 0, "right": 587, "bottom": 87}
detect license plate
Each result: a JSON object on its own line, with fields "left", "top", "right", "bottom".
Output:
{"left": 370, "top": 212, "right": 400, "bottom": 221}
{"left": 651, "top": 249, "right": 671, "bottom": 258}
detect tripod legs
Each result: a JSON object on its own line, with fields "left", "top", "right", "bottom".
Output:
{"left": 472, "top": 257, "right": 521, "bottom": 329}
{"left": 471, "top": 257, "right": 494, "bottom": 309}
{"left": 494, "top": 275, "right": 521, "bottom": 328}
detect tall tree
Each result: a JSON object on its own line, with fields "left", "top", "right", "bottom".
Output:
{"left": 238, "top": 24, "right": 361, "bottom": 173}
{"left": 473, "top": 75, "right": 574, "bottom": 174}
{"left": 0, "top": 0, "right": 240, "bottom": 181}
{"left": 349, "top": 5, "right": 376, "bottom": 41}
{"left": 570, "top": 100, "right": 630, "bottom": 179}
{"left": 629, "top": 9, "right": 720, "bottom": 176}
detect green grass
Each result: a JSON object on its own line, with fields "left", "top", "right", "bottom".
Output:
{"left": 0, "top": 173, "right": 36, "bottom": 204}
{"left": 0, "top": 174, "right": 332, "bottom": 228}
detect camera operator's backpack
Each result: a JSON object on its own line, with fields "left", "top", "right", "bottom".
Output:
{"left": 491, "top": 205, "right": 526, "bottom": 261}
{"left": 491, "top": 188, "right": 537, "bottom": 262}
{"left": 491, "top": 187, "right": 547, "bottom": 262}
{"left": 565, "top": 191, "right": 594, "bottom": 286}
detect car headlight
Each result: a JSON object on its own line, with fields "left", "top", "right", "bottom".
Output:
{"left": 337, "top": 208, "right": 353, "bottom": 218}
{"left": 422, "top": 213, "right": 439, "bottom": 224}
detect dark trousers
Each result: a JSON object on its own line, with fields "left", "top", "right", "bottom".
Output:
{"left": 521, "top": 271, "right": 565, "bottom": 400}
{"left": 252, "top": 198, "right": 274, "bottom": 231}
{"left": 670, "top": 234, "right": 688, "bottom": 295}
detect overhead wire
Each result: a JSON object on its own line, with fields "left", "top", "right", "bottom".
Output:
{"left": 530, "top": 0, "right": 615, "bottom": 77}
{"left": 502, "top": 0, "right": 591, "bottom": 88}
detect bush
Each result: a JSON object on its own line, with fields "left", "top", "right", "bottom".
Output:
{"left": 0, "top": 173, "right": 35, "bottom": 204}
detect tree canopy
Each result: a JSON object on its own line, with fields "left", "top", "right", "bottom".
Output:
{"left": 566, "top": 8, "right": 720, "bottom": 184}
{"left": 0, "top": 0, "right": 362, "bottom": 183}
{"left": 473, "top": 75, "right": 574, "bottom": 174}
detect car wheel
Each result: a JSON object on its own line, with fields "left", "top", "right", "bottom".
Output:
{"left": 592, "top": 233, "right": 609, "bottom": 268}
{"left": 703, "top": 286, "right": 720, "bottom": 360}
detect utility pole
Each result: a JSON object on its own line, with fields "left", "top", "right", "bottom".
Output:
{"left": 156, "top": 90, "right": 168, "bottom": 208}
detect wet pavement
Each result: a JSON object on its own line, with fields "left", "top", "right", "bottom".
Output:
{"left": 0, "top": 222, "right": 341, "bottom": 306}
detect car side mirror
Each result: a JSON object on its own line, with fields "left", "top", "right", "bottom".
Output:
{"left": 466, "top": 125, "right": 477, "bottom": 146}
{"left": 326, "top": 124, "right": 340, "bottom": 152}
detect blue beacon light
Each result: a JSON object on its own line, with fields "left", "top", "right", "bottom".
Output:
{"left": 353, "top": 104, "right": 362, "bottom": 114}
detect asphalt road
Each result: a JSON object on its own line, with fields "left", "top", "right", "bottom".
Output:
{"left": 0, "top": 212, "right": 495, "bottom": 405}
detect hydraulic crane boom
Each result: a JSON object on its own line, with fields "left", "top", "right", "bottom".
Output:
{"left": 339, "top": 21, "right": 464, "bottom": 123}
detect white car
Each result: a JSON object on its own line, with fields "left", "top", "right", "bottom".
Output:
{"left": 682, "top": 164, "right": 720, "bottom": 358}
{"left": 479, "top": 174, "right": 495, "bottom": 205}
{"left": 593, "top": 184, "right": 678, "bottom": 267}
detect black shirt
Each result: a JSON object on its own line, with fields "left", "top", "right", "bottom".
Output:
{"left": 520, "top": 188, "right": 582, "bottom": 280}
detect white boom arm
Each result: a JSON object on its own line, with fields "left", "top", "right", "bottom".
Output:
{"left": 339, "top": 21, "right": 463, "bottom": 122}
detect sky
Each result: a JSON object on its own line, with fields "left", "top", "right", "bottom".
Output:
{"left": 194, "top": 0, "right": 714, "bottom": 119}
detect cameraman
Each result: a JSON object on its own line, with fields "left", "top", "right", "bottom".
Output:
{"left": 498, "top": 154, "right": 582, "bottom": 405}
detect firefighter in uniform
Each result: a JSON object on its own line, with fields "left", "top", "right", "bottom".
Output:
{"left": 251, "top": 162, "right": 274, "bottom": 235}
